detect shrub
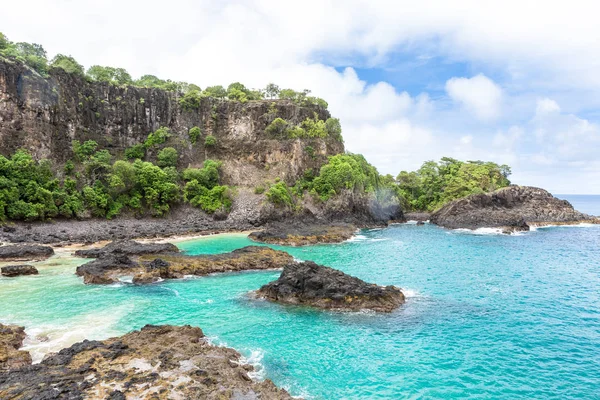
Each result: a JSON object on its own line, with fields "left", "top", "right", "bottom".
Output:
{"left": 64, "top": 160, "right": 75, "bottom": 175}
{"left": 86, "top": 65, "right": 132, "bottom": 85}
{"left": 254, "top": 185, "right": 266, "bottom": 194}
{"left": 50, "top": 54, "right": 84, "bottom": 76}
{"left": 124, "top": 144, "right": 146, "bottom": 160}
{"left": 144, "top": 127, "right": 171, "bottom": 148}
{"left": 265, "top": 118, "right": 289, "bottom": 138}
{"left": 266, "top": 181, "right": 293, "bottom": 207}
{"left": 204, "top": 135, "right": 217, "bottom": 147}
{"left": 157, "top": 147, "right": 178, "bottom": 168}
{"left": 188, "top": 126, "right": 201, "bottom": 144}
{"left": 202, "top": 85, "right": 227, "bottom": 98}
{"left": 179, "top": 90, "right": 202, "bottom": 110}
{"left": 182, "top": 160, "right": 221, "bottom": 189}
{"left": 183, "top": 181, "right": 232, "bottom": 213}
{"left": 72, "top": 140, "right": 99, "bottom": 161}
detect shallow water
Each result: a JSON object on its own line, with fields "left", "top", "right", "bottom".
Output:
{"left": 1, "top": 225, "right": 600, "bottom": 399}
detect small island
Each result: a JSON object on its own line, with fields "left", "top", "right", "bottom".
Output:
{"left": 256, "top": 261, "right": 405, "bottom": 312}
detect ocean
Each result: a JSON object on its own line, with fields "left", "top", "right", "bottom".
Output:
{"left": 1, "top": 202, "right": 600, "bottom": 398}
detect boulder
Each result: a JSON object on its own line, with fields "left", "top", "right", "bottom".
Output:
{"left": 256, "top": 261, "right": 405, "bottom": 312}
{"left": 0, "top": 325, "right": 294, "bottom": 399}
{"left": 430, "top": 186, "right": 597, "bottom": 231}
{"left": 0, "top": 324, "right": 32, "bottom": 372}
{"left": 0, "top": 245, "right": 54, "bottom": 261}
{"left": 1, "top": 265, "right": 38, "bottom": 277}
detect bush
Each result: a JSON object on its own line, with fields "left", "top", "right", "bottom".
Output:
{"left": 265, "top": 118, "right": 289, "bottom": 138}
{"left": 72, "top": 140, "right": 98, "bottom": 161}
{"left": 204, "top": 135, "right": 216, "bottom": 147}
{"left": 157, "top": 147, "right": 178, "bottom": 168}
{"left": 265, "top": 181, "right": 293, "bottom": 207}
{"left": 144, "top": 127, "right": 171, "bottom": 148}
{"left": 179, "top": 90, "right": 202, "bottom": 110}
{"left": 183, "top": 181, "right": 231, "bottom": 213}
{"left": 50, "top": 54, "right": 84, "bottom": 76}
{"left": 202, "top": 85, "right": 227, "bottom": 98}
{"left": 254, "top": 185, "right": 266, "bottom": 194}
{"left": 86, "top": 65, "right": 132, "bottom": 86}
{"left": 188, "top": 126, "right": 201, "bottom": 144}
{"left": 182, "top": 160, "right": 221, "bottom": 189}
{"left": 124, "top": 144, "right": 145, "bottom": 160}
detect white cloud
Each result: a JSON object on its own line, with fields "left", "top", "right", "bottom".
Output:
{"left": 446, "top": 74, "right": 503, "bottom": 121}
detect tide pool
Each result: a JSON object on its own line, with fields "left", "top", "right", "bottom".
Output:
{"left": 1, "top": 224, "right": 600, "bottom": 399}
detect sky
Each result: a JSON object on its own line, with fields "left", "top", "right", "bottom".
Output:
{"left": 2, "top": 0, "right": 600, "bottom": 193}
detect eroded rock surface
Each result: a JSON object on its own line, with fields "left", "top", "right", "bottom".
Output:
{"left": 256, "top": 261, "right": 405, "bottom": 312}
{"left": 0, "top": 324, "right": 31, "bottom": 372}
{"left": 0, "top": 265, "right": 38, "bottom": 277}
{"left": 249, "top": 223, "right": 357, "bottom": 246}
{"left": 74, "top": 240, "right": 179, "bottom": 258}
{"left": 75, "top": 244, "right": 294, "bottom": 284}
{"left": 430, "top": 186, "right": 598, "bottom": 231}
{"left": 0, "top": 325, "right": 295, "bottom": 399}
{"left": 0, "top": 244, "right": 54, "bottom": 261}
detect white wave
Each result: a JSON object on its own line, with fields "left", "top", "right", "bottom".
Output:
{"left": 21, "top": 304, "right": 132, "bottom": 363}
{"left": 402, "top": 288, "right": 421, "bottom": 298}
{"left": 162, "top": 287, "right": 180, "bottom": 297}
{"left": 533, "top": 222, "right": 598, "bottom": 229}
{"left": 240, "top": 349, "right": 266, "bottom": 380}
{"left": 452, "top": 227, "right": 505, "bottom": 235}
{"left": 190, "top": 298, "right": 214, "bottom": 305}
{"left": 118, "top": 276, "right": 133, "bottom": 283}
{"left": 346, "top": 234, "right": 368, "bottom": 242}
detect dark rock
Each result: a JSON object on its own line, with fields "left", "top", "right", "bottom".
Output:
{"left": 75, "top": 254, "right": 137, "bottom": 284}
{"left": 0, "top": 325, "right": 295, "bottom": 399}
{"left": 430, "top": 186, "right": 598, "bottom": 231}
{"left": 1, "top": 265, "right": 39, "bottom": 277}
{"left": 416, "top": 221, "right": 425, "bottom": 226}
{"left": 257, "top": 261, "right": 405, "bottom": 312}
{"left": 74, "top": 240, "right": 179, "bottom": 258}
{"left": 249, "top": 223, "right": 357, "bottom": 246}
{"left": 0, "top": 245, "right": 54, "bottom": 261}
{"left": 0, "top": 324, "right": 32, "bottom": 372}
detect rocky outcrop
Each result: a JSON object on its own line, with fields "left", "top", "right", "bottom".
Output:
{"left": 0, "top": 324, "right": 295, "bottom": 399}
{"left": 0, "top": 324, "right": 31, "bottom": 372}
{"left": 75, "top": 244, "right": 294, "bottom": 284}
{"left": 0, "top": 265, "right": 38, "bottom": 277}
{"left": 249, "top": 222, "right": 357, "bottom": 246}
{"left": 256, "top": 261, "right": 405, "bottom": 312}
{"left": 430, "top": 186, "right": 597, "bottom": 232}
{"left": 0, "top": 244, "right": 54, "bottom": 261}
{"left": 74, "top": 239, "right": 179, "bottom": 258}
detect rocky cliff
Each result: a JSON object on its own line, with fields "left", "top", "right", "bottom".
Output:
{"left": 0, "top": 57, "right": 343, "bottom": 187}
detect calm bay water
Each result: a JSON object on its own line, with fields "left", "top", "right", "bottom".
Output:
{"left": 1, "top": 222, "right": 600, "bottom": 399}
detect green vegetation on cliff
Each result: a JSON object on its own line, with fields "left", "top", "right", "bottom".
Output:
{"left": 396, "top": 157, "right": 511, "bottom": 211}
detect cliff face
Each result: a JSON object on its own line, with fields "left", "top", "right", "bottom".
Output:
{"left": 0, "top": 57, "right": 343, "bottom": 187}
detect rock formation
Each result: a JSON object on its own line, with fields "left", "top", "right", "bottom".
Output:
{"left": 256, "top": 261, "right": 405, "bottom": 312}
{"left": 75, "top": 242, "right": 294, "bottom": 284}
{"left": 0, "top": 324, "right": 31, "bottom": 372}
{"left": 74, "top": 239, "right": 179, "bottom": 258}
{"left": 0, "top": 265, "right": 38, "bottom": 277}
{"left": 0, "top": 244, "right": 54, "bottom": 261}
{"left": 430, "top": 186, "right": 597, "bottom": 232}
{"left": 249, "top": 222, "right": 357, "bottom": 246}
{"left": 0, "top": 325, "right": 294, "bottom": 399}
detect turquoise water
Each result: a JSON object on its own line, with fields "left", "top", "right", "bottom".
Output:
{"left": 2, "top": 224, "right": 600, "bottom": 399}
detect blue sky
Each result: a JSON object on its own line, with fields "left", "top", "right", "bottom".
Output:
{"left": 2, "top": 0, "right": 600, "bottom": 193}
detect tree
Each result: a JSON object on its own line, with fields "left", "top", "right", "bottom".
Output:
{"left": 157, "top": 147, "right": 178, "bottom": 168}
{"left": 203, "top": 85, "right": 227, "bottom": 98}
{"left": 179, "top": 89, "right": 202, "bottom": 110}
{"left": 265, "top": 83, "right": 280, "bottom": 99}
{"left": 50, "top": 54, "right": 84, "bottom": 76}
{"left": 188, "top": 126, "right": 201, "bottom": 144}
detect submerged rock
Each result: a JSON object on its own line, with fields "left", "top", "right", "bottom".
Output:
{"left": 249, "top": 223, "right": 357, "bottom": 246}
{"left": 0, "top": 265, "right": 38, "bottom": 277}
{"left": 0, "top": 245, "right": 54, "bottom": 261}
{"left": 256, "top": 261, "right": 405, "bottom": 312}
{"left": 76, "top": 245, "right": 294, "bottom": 284}
{"left": 74, "top": 239, "right": 179, "bottom": 258}
{"left": 0, "top": 324, "right": 31, "bottom": 372}
{"left": 0, "top": 325, "right": 295, "bottom": 399}
{"left": 430, "top": 186, "right": 598, "bottom": 231}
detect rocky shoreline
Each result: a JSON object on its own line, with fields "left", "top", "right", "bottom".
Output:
{"left": 249, "top": 222, "right": 358, "bottom": 246}
{"left": 0, "top": 324, "right": 295, "bottom": 399}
